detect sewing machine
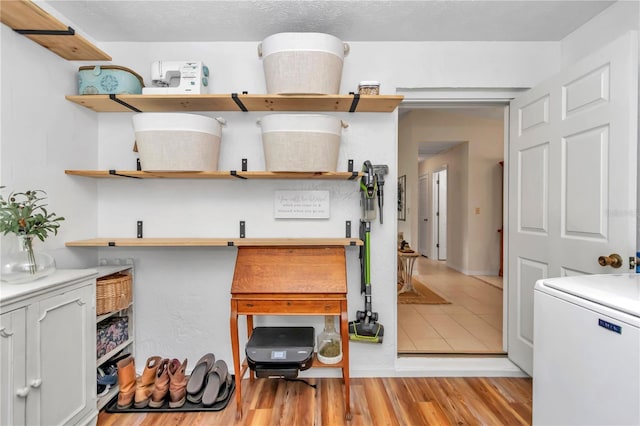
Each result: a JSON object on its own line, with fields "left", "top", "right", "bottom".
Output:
{"left": 142, "top": 61, "right": 209, "bottom": 94}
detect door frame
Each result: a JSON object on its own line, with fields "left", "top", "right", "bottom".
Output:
{"left": 397, "top": 88, "right": 526, "bottom": 373}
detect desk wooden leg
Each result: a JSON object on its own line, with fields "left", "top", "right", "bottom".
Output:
{"left": 230, "top": 300, "right": 243, "bottom": 419}
{"left": 247, "top": 315, "right": 255, "bottom": 381}
{"left": 340, "top": 300, "right": 351, "bottom": 420}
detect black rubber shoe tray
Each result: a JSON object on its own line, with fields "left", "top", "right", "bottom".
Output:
{"left": 104, "top": 375, "right": 235, "bottom": 413}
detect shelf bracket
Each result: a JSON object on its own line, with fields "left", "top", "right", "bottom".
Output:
{"left": 137, "top": 221, "right": 143, "bottom": 238}
{"left": 347, "top": 160, "right": 358, "bottom": 179}
{"left": 348, "top": 159, "right": 354, "bottom": 172}
{"left": 348, "top": 93, "right": 360, "bottom": 112}
{"left": 108, "top": 242, "right": 116, "bottom": 247}
{"left": 345, "top": 221, "right": 352, "bottom": 238}
{"left": 231, "top": 93, "right": 248, "bottom": 112}
{"left": 109, "top": 170, "right": 141, "bottom": 179}
{"left": 14, "top": 26, "right": 75, "bottom": 36}
{"left": 239, "top": 221, "right": 246, "bottom": 238}
{"left": 230, "top": 170, "right": 247, "bottom": 179}
{"left": 108, "top": 94, "right": 141, "bottom": 112}
{"left": 230, "top": 159, "right": 249, "bottom": 179}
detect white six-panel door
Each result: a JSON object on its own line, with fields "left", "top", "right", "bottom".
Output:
{"left": 418, "top": 174, "right": 430, "bottom": 256}
{"left": 507, "top": 31, "right": 638, "bottom": 375}
{"left": 433, "top": 169, "right": 448, "bottom": 260}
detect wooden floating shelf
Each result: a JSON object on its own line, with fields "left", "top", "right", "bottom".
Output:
{"left": 66, "top": 238, "right": 363, "bottom": 247}
{"left": 65, "top": 170, "right": 362, "bottom": 180}
{"left": 0, "top": 0, "right": 111, "bottom": 61}
{"left": 65, "top": 94, "right": 404, "bottom": 113}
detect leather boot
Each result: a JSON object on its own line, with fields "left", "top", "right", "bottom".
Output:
{"left": 116, "top": 356, "right": 136, "bottom": 409}
{"left": 134, "top": 356, "right": 162, "bottom": 408}
{"left": 168, "top": 358, "right": 188, "bottom": 408}
{"left": 148, "top": 358, "right": 170, "bottom": 408}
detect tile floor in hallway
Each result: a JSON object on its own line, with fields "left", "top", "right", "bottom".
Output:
{"left": 398, "top": 256, "right": 505, "bottom": 354}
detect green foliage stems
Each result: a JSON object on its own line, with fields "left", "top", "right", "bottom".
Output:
{"left": 0, "top": 188, "right": 65, "bottom": 241}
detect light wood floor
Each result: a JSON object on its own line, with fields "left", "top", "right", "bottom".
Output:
{"left": 97, "top": 376, "right": 532, "bottom": 425}
{"left": 398, "top": 257, "right": 505, "bottom": 354}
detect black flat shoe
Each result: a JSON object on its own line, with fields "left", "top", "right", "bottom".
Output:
{"left": 201, "top": 360, "right": 228, "bottom": 407}
{"left": 186, "top": 353, "right": 215, "bottom": 404}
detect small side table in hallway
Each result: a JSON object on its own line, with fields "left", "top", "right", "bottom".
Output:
{"left": 397, "top": 250, "right": 420, "bottom": 294}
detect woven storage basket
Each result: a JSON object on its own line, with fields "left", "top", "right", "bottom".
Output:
{"left": 96, "top": 273, "right": 132, "bottom": 315}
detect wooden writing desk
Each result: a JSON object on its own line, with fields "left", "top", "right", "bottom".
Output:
{"left": 230, "top": 246, "right": 351, "bottom": 420}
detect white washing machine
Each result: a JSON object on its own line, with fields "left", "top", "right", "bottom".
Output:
{"left": 533, "top": 274, "right": 640, "bottom": 426}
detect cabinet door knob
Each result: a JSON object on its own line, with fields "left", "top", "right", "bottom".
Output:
{"left": 30, "top": 379, "right": 42, "bottom": 388}
{"left": 16, "top": 387, "right": 29, "bottom": 397}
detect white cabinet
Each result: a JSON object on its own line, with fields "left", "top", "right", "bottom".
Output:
{"left": 1, "top": 269, "right": 98, "bottom": 426}
{"left": 0, "top": 306, "right": 27, "bottom": 425}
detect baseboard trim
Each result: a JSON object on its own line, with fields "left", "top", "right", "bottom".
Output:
{"left": 298, "top": 357, "right": 528, "bottom": 378}
{"left": 392, "top": 356, "right": 528, "bottom": 377}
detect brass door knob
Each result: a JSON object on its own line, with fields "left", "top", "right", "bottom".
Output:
{"left": 598, "top": 253, "right": 623, "bottom": 268}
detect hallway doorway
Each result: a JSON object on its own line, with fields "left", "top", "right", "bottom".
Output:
{"left": 398, "top": 256, "right": 505, "bottom": 354}
{"left": 397, "top": 104, "right": 506, "bottom": 355}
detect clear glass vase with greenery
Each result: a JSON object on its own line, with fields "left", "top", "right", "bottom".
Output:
{"left": 0, "top": 188, "right": 64, "bottom": 282}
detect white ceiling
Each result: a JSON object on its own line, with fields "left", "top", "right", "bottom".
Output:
{"left": 44, "top": 0, "right": 615, "bottom": 43}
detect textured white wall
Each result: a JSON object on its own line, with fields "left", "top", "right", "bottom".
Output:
{"left": 0, "top": 25, "right": 97, "bottom": 268}
{"left": 560, "top": 1, "right": 639, "bottom": 67}
{"left": 94, "top": 40, "right": 559, "bottom": 375}
{"left": 2, "top": 31, "right": 559, "bottom": 376}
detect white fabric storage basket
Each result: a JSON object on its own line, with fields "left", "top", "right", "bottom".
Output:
{"left": 258, "top": 32, "right": 349, "bottom": 94}
{"left": 258, "top": 114, "right": 348, "bottom": 172}
{"left": 132, "top": 113, "right": 225, "bottom": 171}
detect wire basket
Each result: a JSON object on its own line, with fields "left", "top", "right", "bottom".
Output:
{"left": 96, "top": 273, "right": 132, "bottom": 315}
